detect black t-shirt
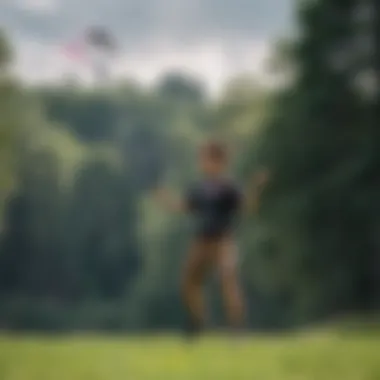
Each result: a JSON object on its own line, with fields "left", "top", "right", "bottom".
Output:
{"left": 185, "top": 178, "right": 242, "bottom": 238}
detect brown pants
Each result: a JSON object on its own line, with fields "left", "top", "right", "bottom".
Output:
{"left": 181, "top": 236, "right": 245, "bottom": 329}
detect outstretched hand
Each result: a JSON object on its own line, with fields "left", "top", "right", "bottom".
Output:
{"left": 154, "top": 186, "right": 184, "bottom": 212}
{"left": 253, "top": 169, "right": 271, "bottom": 191}
{"left": 243, "top": 169, "right": 271, "bottom": 214}
{"left": 154, "top": 186, "right": 171, "bottom": 203}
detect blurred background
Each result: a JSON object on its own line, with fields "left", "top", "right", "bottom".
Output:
{"left": 0, "top": 0, "right": 379, "bottom": 336}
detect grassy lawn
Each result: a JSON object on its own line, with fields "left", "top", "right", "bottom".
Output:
{"left": 0, "top": 331, "right": 379, "bottom": 380}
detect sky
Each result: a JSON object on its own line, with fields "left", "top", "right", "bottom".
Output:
{"left": 1, "top": 0, "right": 294, "bottom": 94}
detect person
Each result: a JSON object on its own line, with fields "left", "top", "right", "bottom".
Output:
{"left": 155, "top": 140, "right": 269, "bottom": 338}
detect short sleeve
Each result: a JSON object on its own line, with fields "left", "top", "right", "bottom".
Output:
{"left": 185, "top": 186, "right": 200, "bottom": 211}
{"left": 227, "top": 184, "right": 243, "bottom": 211}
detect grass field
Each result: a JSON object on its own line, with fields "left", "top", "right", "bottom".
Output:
{"left": 0, "top": 331, "right": 379, "bottom": 380}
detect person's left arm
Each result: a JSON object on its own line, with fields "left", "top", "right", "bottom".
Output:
{"left": 242, "top": 169, "right": 271, "bottom": 214}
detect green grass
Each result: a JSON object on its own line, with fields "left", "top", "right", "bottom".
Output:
{"left": 0, "top": 331, "right": 379, "bottom": 380}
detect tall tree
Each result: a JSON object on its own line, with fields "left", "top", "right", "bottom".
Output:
{"left": 243, "top": 0, "right": 379, "bottom": 322}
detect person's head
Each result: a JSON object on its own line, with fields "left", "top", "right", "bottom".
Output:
{"left": 198, "top": 140, "right": 229, "bottom": 177}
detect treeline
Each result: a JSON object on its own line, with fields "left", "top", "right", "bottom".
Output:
{"left": 0, "top": 0, "right": 379, "bottom": 332}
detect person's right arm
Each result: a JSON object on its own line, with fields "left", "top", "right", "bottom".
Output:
{"left": 154, "top": 187, "right": 187, "bottom": 213}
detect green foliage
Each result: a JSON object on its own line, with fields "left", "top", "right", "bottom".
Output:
{"left": 0, "top": 28, "right": 11, "bottom": 70}
{"left": 241, "top": 0, "right": 380, "bottom": 322}
{"left": 156, "top": 72, "right": 205, "bottom": 104}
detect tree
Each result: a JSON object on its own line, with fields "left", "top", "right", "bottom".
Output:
{"left": 0, "top": 30, "right": 23, "bottom": 229}
{"left": 0, "top": 29, "right": 11, "bottom": 70}
{"left": 242, "top": 0, "right": 380, "bottom": 323}
{"left": 156, "top": 72, "right": 205, "bottom": 104}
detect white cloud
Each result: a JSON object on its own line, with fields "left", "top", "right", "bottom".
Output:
{"left": 14, "top": 0, "right": 58, "bottom": 14}
{"left": 13, "top": 36, "right": 273, "bottom": 95}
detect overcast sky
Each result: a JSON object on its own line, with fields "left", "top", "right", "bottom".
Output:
{"left": 1, "top": 0, "right": 294, "bottom": 93}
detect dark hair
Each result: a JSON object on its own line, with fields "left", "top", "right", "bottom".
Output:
{"left": 200, "top": 140, "right": 228, "bottom": 162}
